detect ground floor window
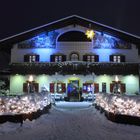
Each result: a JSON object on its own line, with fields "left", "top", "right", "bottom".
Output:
{"left": 23, "top": 82, "right": 39, "bottom": 93}
{"left": 49, "top": 83, "right": 66, "bottom": 93}
{"left": 102, "top": 82, "right": 106, "bottom": 93}
{"left": 110, "top": 81, "right": 126, "bottom": 94}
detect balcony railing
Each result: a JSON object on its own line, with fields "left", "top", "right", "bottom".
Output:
{"left": 10, "top": 62, "right": 139, "bottom": 75}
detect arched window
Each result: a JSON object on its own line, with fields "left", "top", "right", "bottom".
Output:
{"left": 70, "top": 53, "right": 79, "bottom": 61}
{"left": 58, "top": 31, "right": 91, "bottom": 42}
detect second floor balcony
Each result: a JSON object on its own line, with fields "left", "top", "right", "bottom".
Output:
{"left": 10, "top": 61, "right": 139, "bottom": 75}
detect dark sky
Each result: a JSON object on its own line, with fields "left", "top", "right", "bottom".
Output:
{"left": 0, "top": 0, "right": 140, "bottom": 40}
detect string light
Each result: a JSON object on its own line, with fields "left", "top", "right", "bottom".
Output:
{"left": 96, "top": 93, "right": 140, "bottom": 117}
{"left": 0, "top": 92, "right": 51, "bottom": 115}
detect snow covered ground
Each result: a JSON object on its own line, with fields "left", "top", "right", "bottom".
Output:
{"left": 0, "top": 101, "right": 140, "bottom": 140}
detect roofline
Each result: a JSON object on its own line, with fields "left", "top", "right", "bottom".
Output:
{"left": 0, "top": 15, "right": 77, "bottom": 43}
{"left": 0, "top": 14, "right": 140, "bottom": 43}
{"left": 74, "top": 15, "right": 140, "bottom": 39}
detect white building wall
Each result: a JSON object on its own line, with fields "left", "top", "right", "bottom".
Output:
{"left": 10, "top": 74, "right": 139, "bottom": 95}
{"left": 11, "top": 25, "right": 139, "bottom": 63}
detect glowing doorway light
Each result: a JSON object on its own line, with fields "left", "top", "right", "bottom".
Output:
{"left": 85, "top": 29, "right": 95, "bottom": 40}
{"left": 29, "top": 75, "right": 34, "bottom": 82}
{"left": 115, "top": 75, "right": 119, "bottom": 82}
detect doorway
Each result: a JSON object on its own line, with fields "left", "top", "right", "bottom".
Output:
{"left": 67, "top": 80, "right": 79, "bottom": 101}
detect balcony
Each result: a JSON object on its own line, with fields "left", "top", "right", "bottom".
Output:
{"left": 10, "top": 62, "right": 139, "bottom": 75}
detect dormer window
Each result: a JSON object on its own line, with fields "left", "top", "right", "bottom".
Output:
{"left": 110, "top": 55, "right": 125, "bottom": 62}
{"left": 24, "top": 54, "right": 39, "bottom": 62}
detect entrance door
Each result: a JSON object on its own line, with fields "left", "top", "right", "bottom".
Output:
{"left": 67, "top": 80, "right": 79, "bottom": 101}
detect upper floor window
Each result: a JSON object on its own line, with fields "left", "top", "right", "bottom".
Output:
{"left": 55, "top": 55, "right": 62, "bottom": 62}
{"left": 110, "top": 55, "right": 125, "bottom": 62}
{"left": 24, "top": 54, "right": 39, "bottom": 62}
{"left": 70, "top": 53, "right": 79, "bottom": 61}
{"left": 50, "top": 54, "right": 66, "bottom": 62}
{"left": 83, "top": 55, "right": 99, "bottom": 62}
{"left": 113, "top": 55, "right": 121, "bottom": 62}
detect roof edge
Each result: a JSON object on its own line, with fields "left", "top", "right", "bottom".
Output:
{"left": 0, "top": 14, "right": 140, "bottom": 44}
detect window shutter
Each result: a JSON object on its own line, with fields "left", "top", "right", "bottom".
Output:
{"left": 50, "top": 83, "right": 55, "bottom": 93}
{"left": 35, "top": 55, "right": 40, "bottom": 62}
{"left": 50, "top": 55, "right": 55, "bottom": 62}
{"left": 121, "top": 83, "right": 126, "bottom": 93}
{"left": 121, "top": 55, "right": 125, "bottom": 62}
{"left": 33, "top": 83, "right": 39, "bottom": 92}
{"left": 110, "top": 83, "right": 114, "bottom": 93}
{"left": 62, "top": 83, "right": 66, "bottom": 92}
{"left": 23, "top": 83, "right": 28, "bottom": 92}
{"left": 62, "top": 55, "right": 66, "bottom": 62}
{"left": 95, "top": 55, "right": 99, "bottom": 62}
{"left": 83, "top": 55, "right": 87, "bottom": 61}
{"left": 110, "top": 55, "right": 113, "bottom": 62}
{"left": 24, "top": 55, "right": 29, "bottom": 62}
{"left": 94, "top": 83, "right": 99, "bottom": 93}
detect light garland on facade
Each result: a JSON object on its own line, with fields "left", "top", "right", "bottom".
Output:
{"left": 0, "top": 92, "right": 51, "bottom": 115}
{"left": 96, "top": 93, "right": 140, "bottom": 117}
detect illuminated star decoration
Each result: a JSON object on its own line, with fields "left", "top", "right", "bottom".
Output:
{"left": 85, "top": 29, "right": 95, "bottom": 40}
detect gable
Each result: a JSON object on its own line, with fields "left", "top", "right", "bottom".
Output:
{"left": 0, "top": 15, "right": 139, "bottom": 51}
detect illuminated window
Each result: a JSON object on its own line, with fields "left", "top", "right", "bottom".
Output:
{"left": 113, "top": 55, "right": 121, "bottom": 62}
{"left": 29, "top": 55, "right": 36, "bottom": 62}
{"left": 55, "top": 55, "right": 62, "bottom": 62}
{"left": 24, "top": 54, "right": 39, "bottom": 62}
{"left": 110, "top": 55, "right": 125, "bottom": 62}
{"left": 50, "top": 55, "right": 66, "bottom": 62}
{"left": 83, "top": 55, "right": 99, "bottom": 62}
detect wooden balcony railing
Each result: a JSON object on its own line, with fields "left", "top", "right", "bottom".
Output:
{"left": 10, "top": 62, "right": 139, "bottom": 75}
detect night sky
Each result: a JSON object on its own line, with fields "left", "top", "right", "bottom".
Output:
{"left": 0, "top": 0, "right": 140, "bottom": 40}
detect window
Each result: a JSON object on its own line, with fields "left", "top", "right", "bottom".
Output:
{"left": 83, "top": 55, "right": 99, "bottom": 62}
{"left": 110, "top": 55, "right": 125, "bottom": 63}
{"left": 70, "top": 53, "right": 79, "bottom": 61}
{"left": 55, "top": 55, "right": 62, "bottom": 62}
{"left": 87, "top": 55, "right": 95, "bottom": 62}
{"left": 24, "top": 54, "right": 39, "bottom": 62}
{"left": 113, "top": 55, "right": 121, "bottom": 62}
{"left": 29, "top": 55, "right": 36, "bottom": 62}
{"left": 50, "top": 55, "right": 66, "bottom": 62}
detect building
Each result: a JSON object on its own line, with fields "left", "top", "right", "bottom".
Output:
{"left": 0, "top": 15, "right": 140, "bottom": 101}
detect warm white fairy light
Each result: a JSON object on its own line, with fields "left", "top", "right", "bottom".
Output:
{"left": 96, "top": 93, "right": 140, "bottom": 117}
{"left": 0, "top": 92, "right": 51, "bottom": 115}
{"left": 115, "top": 75, "right": 119, "bottom": 82}
{"left": 28, "top": 75, "right": 34, "bottom": 82}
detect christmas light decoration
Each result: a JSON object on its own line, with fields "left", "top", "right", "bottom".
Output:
{"left": 85, "top": 29, "right": 95, "bottom": 40}
{"left": 0, "top": 92, "right": 51, "bottom": 115}
{"left": 96, "top": 93, "right": 140, "bottom": 117}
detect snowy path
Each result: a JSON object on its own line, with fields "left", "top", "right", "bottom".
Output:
{"left": 0, "top": 102, "right": 140, "bottom": 140}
